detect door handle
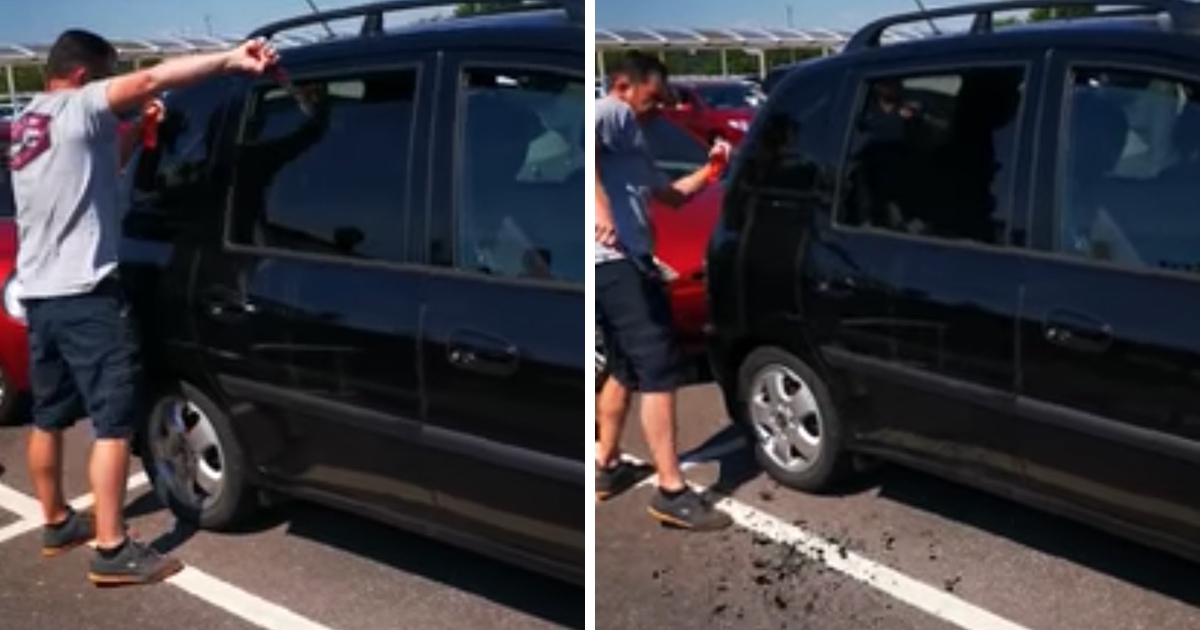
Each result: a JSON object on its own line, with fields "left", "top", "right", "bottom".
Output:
{"left": 1044, "top": 309, "right": 1112, "bottom": 354}
{"left": 815, "top": 276, "right": 857, "bottom": 298}
{"left": 201, "top": 289, "right": 258, "bottom": 322}
{"left": 447, "top": 329, "right": 519, "bottom": 377}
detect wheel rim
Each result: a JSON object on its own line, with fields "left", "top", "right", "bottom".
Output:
{"left": 747, "top": 364, "right": 824, "bottom": 473}
{"left": 149, "top": 398, "right": 225, "bottom": 510}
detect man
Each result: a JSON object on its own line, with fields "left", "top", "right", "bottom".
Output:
{"left": 9, "top": 29, "right": 277, "bottom": 586}
{"left": 594, "top": 51, "right": 732, "bottom": 531}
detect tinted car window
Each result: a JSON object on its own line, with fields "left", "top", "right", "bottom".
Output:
{"left": 1058, "top": 66, "right": 1200, "bottom": 273}
{"left": 742, "top": 70, "right": 839, "bottom": 199}
{"left": 692, "top": 82, "right": 761, "bottom": 110}
{"left": 228, "top": 70, "right": 417, "bottom": 263}
{"left": 130, "top": 81, "right": 230, "bottom": 206}
{"left": 456, "top": 66, "right": 583, "bottom": 285}
{"left": 837, "top": 67, "right": 1026, "bottom": 247}
{"left": 640, "top": 115, "right": 707, "bottom": 178}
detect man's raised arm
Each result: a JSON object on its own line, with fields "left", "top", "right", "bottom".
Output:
{"left": 105, "top": 39, "right": 278, "bottom": 115}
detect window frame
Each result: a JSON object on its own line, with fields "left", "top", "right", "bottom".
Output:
{"left": 440, "top": 58, "right": 585, "bottom": 292}
{"left": 829, "top": 57, "right": 1038, "bottom": 255}
{"left": 1033, "top": 54, "right": 1200, "bottom": 283}
{"left": 221, "top": 60, "right": 427, "bottom": 272}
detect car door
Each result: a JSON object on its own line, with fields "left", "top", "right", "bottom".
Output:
{"left": 419, "top": 50, "right": 584, "bottom": 569}
{"left": 722, "top": 61, "right": 908, "bottom": 443}
{"left": 197, "top": 57, "right": 437, "bottom": 520}
{"left": 837, "top": 56, "right": 1039, "bottom": 488}
{"left": 1016, "top": 49, "right": 1200, "bottom": 545}
{"left": 120, "top": 77, "right": 240, "bottom": 390}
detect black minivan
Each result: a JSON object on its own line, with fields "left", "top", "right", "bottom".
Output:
{"left": 120, "top": 0, "right": 584, "bottom": 583}
{"left": 708, "top": 0, "right": 1200, "bottom": 563}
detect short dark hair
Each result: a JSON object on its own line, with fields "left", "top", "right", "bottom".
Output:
{"left": 46, "top": 29, "right": 117, "bottom": 80}
{"left": 606, "top": 51, "right": 669, "bottom": 86}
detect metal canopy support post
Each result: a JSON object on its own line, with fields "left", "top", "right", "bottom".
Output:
{"left": 5, "top": 65, "right": 15, "bottom": 108}
{"left": 597, "top": 50, "right": 605, "bottom": 79}
{"left": 720, "top": 49, "right": 728, "bottom": 76}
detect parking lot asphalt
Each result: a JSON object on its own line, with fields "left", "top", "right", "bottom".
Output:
{"left": 0, "top": 423, "right": 583, "bottom": 630}
{"left": 596, "top": 384, "right": 1200, "bottom": 630}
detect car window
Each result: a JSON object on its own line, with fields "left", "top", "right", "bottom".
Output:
{"left": 836, "top": 66, "right": 1026, "bottom": 247}
{"left": 455, "top": 65, "right": 583, "bottom": 286}
{"left": 640, "top": 115, "right": 708, "bottom": 178}
{"left": 128, "top": 80, "right": 230, "bottom": 207}
{"left": 692, "top": 83, "right": 761, "bottom": 110}
{"left": 1057, "top": 66, "right": 1200, "bottom": 273}
{"left": 742, "top": 69, "right": 838, "bottom": 199}
{"left": 227, "top": 69, "right": 418, "bottom": 263}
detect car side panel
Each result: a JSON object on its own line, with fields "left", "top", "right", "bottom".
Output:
{"left": 417, "top": 48, "right": 584, "bottom": 575}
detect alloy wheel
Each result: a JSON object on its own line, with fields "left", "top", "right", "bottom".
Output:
{"left": 747, "top": 364, "right": 824, "bottom": 472}
{"left": 149, "top": 398, "right": 226, "bottom": 511}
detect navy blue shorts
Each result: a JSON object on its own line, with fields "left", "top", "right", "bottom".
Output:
{"left": 595, "top": 258, "right": 683, "bottom": 393}
{"left": 24, "top": 278, "right": 143, "bottom": 440}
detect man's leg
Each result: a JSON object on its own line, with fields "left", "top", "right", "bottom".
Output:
{"left": 594, "top": 263, "right": 650, "bottom": 502}
{"left": 596, "top": 259, "right": 729, "bottom": 529}
{"left": 28, "top": 428, "right": 68, "bottom": 525}
{"left": 60, "top": 282, "right": 183, "bottom": 585}
{"left": 616, "top": 261, "right": 731, "bottom": 531}
{"left": 595, "top": 374, "right": 630, "bottom": 467}
{"left": 24, "top": 298, "right": 96, "bottom": 557}
{"left": 639, "top": 391, "right": 684, "bottom": 492}
{"left": 89, "top": 438, "right": 130, "bottom": 548}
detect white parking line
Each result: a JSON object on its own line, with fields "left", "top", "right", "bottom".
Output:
{"left": 169, "top": 567, "right": 338, "bottom": 630}
{"left": 0, "top": 472, "right": 150, "bottom": 542}
{"left": 620, "top": 439, "right": 1037, "bottom": 630}
{"left": 0, "top": 474, "right": 341, "bottom": 630}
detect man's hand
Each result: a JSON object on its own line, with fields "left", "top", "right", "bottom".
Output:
{"left": 223, "top": 38, "right": 279, "bottom": 76}
{"left": 595, "top": 205, "right": 618, "bottom": 248}
{"left": 708, "top": 138, "right": 732, "bottom": 164}
{"left": 142, "top": 98, "right": 165, "bottom": 126}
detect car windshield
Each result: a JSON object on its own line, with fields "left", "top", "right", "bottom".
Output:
{"left": 692, "top": 83, "right": 763, "bottom": 110}
{"left": 640, "top": 115, "right": 709, "bottom": 179}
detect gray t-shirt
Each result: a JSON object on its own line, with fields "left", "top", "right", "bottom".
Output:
{"left": 10, "top": 79, "right": 121, "bottom": 299}
{"left": 595, "top": 96, "right": 669, "bottom": 264}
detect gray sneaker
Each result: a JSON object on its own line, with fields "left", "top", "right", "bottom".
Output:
{"left": 648, "top": 487, "right": 733, "bottom": 531}
{"left": 42, "top": 509, "right": 95, "bottom": 558}
{"left": 88, "top": 539, "right": 184, "bottom": 587}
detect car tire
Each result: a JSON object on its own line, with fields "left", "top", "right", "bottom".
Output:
{"left": 737, "top": 346, "right": 852, "bottom": 493}
{"left": 140, "top": 382, "right": 259, "bottom": 531}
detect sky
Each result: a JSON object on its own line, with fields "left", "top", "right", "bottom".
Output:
{"left": 596, "top": 0, "right": 981, "bottom": 31}
{"left": 0, "top": 0, "right": 446, "bottom": 43}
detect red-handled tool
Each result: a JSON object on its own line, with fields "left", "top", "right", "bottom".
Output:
{"left": 142, "top": 113, "right": 159, "bottom": 150}
{"left": 706, "top": 138, "right": 732, "bottom": 184}
{"left": 254, "top": 43, "right": 313, "bottom": 117}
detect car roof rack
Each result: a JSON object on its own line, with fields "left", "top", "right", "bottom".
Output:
{"left": 250, "top": 0, "right": 582, "bottom": 41}
{"left": 844, "top": 0, "right": 1197, "bottom": 52}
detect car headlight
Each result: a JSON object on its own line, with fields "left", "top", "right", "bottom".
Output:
{"left": 727, "top": 119, "right": 749, "bottom": 131}
{"left": 3, "top": 275, "right": 25, "bottom": 323}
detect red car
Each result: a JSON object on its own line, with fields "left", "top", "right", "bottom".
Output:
{"left": 662, "top": 78, "right": 764, "bottom": 146}
{"left": 0, "top": 121, "right": 30, "bottom": 424}
{"left": 595, "top": 113, "right": 724, "bottom": 384}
